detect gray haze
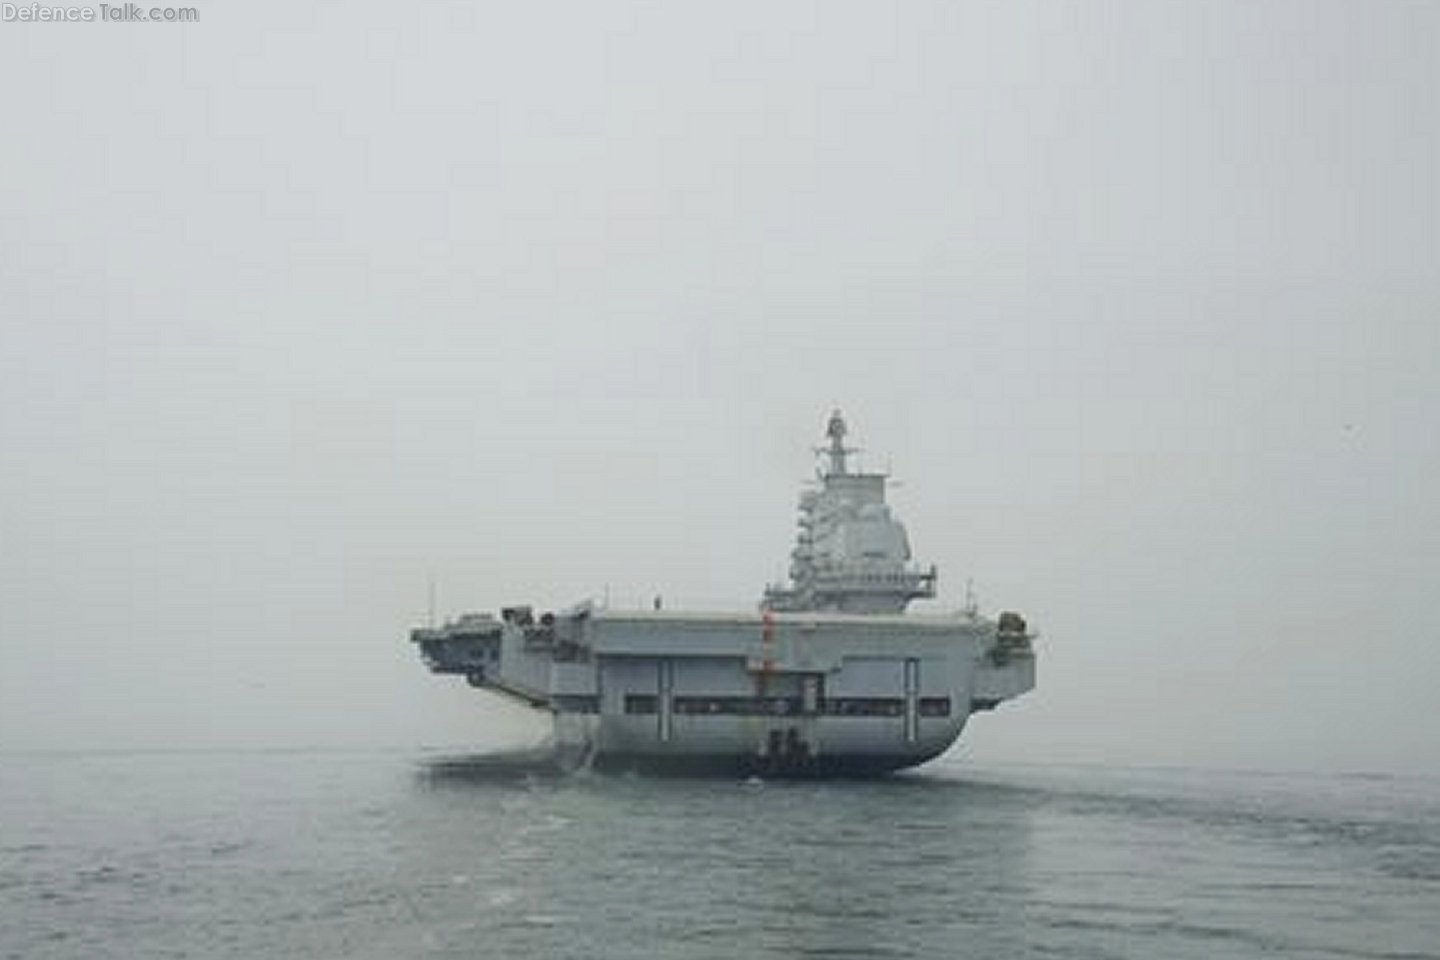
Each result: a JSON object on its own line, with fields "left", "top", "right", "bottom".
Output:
{"left": 2, "top": 1, "right": 1437, "bottom": 773}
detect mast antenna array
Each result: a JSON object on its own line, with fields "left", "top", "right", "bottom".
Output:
{"left": 818, "top": 408, "right": 859, "bottom": 476}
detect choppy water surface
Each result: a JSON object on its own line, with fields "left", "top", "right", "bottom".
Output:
{"left": 3, "top": 751, "right": 1437, "bottom": 959}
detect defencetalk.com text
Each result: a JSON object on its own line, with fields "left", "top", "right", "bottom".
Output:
{"left": 2, "top": 3, "right": 199, "bottom": 21}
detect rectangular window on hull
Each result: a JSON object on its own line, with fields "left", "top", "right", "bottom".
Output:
{"left": 644, "top": 696, "right": 913, "bottom": 718}
{"left": 918, "top": 697, "right": 952, "bottom": 718}
{"left": 822, "top": 698, "right": 905, "bottom": 717}
{"left": 672, "top": 697, "right": 803, "bottom": 717}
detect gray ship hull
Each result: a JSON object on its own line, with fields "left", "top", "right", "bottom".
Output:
{"left": 414, "top": 607, "right": 1034, "bottom": 777}
{"left": 590, "top": 750, "right": 951, "bottom": 778}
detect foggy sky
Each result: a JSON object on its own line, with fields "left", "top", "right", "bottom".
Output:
{"left": 2, "top": 0, "right": 1437, "bottom": 773}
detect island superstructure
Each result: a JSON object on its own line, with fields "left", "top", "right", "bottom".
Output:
{"left": 410, "top": 411, "right": 1035, "bottom": 775}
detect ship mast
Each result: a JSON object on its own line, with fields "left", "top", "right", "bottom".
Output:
{"left": 823, "top": 409, "right": 855, "bottom": 477}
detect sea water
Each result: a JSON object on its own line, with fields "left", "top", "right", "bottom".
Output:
{"left": 3, "top": 750, "right": 1437, "bottom": 959}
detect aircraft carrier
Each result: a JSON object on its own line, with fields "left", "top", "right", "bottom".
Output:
{"left": 410, "top": 411, "right": 1035, "bottom": 775}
